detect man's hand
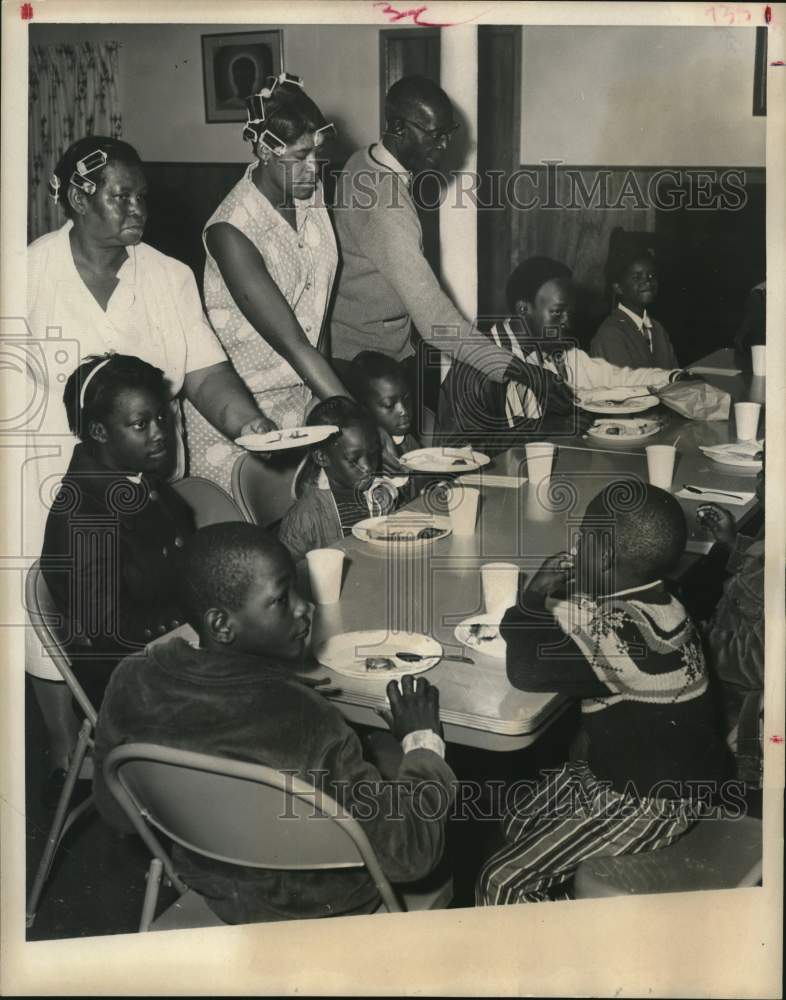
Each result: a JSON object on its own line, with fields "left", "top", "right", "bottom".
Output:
{"left": 376, "top": 675, "right": 441, "bottom": 740}
{"left": 527, "top": 551, "right": 575, "bottom": 599}
{"left": 697, "top": 504, "right": 737, "bottom": 549}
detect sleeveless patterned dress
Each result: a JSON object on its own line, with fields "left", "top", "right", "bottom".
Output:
{"left": 184, "top": 163, "right": 338, "bottom": 492}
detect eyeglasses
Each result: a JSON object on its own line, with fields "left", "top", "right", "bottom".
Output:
{"left": 400, "top": 117, "right": 460, "bottom": 144}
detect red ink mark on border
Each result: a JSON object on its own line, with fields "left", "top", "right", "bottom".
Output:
{"left": 764, "top": 4, "right": 772, "bottom": 22}
{"left": 769, "top": 735, "right": 784, "bottom": 744}
{"left": 20, "top": 2, "right": 33, "bottom": 19}
{"left": 373, "top": 3, "right": 454, "bottom": 27}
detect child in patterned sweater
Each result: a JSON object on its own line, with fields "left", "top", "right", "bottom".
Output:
{"left": 477, "top": 482, "right": 729, "bottom": 906}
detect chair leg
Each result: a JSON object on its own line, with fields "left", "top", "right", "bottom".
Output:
{"left": 139, "top": 858, "right": 163, "bottom": 932}
{"left": 26, "top": 718, "right": 93, "bottom": 928}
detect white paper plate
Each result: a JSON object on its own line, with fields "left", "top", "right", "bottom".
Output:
{"left": 699, "top": 445, "right": 763, "bottom": 471}
{"left": 586, "top": 418, "right": 662, "bottom": 444}
{"left": 235, "top": 425, "right": 338, "bottom": 452}
{"left": 314, "top": 630, "right": 442, "bottom": 680}
{"left": 454, "top": 613, "right": 507, "bottom": 660}
{"left": 400, "top": 447, "right": 491, "bottom": 474}
{"left": 578, "top": 395, "right": 659, "bottom": 416}
{"left": 352, "top": 513, "right": 452, "bottom": 548}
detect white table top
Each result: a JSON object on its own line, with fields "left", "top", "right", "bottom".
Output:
{"left": 297, "top": 347, "right": 763, "bottom": 749}
{"left": 155, "top": 349, "right": 763, "bottom": 752}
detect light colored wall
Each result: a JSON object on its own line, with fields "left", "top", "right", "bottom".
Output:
{"left": 520, "top": 26, "right": 766, "bottom": 166}
{"left": 30, "top": 22, "right": 389, "bottom": 162}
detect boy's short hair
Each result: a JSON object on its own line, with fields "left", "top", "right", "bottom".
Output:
{"left": 180, "top": 522, "right": 284, "bottom": 632}
{"left": 347, "top": 352, "right": 409, "bottom": 404}
{"left": 306, "top": 395, "right": 377, "bottom": 434}
{"left": 586, "top": 481, "right": 687, "bottom": 580}
{"left": 608, "top": 247, "right": 658, "bottom": 286}
{"left": 506, "top": 257, "right": 572, "bottom": 313}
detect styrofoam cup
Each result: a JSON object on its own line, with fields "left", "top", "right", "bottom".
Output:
{"left": 751, "top": 345, "right": 766, "bottom": 377}
{"left": 306, "top": 548, "right": 345, "bottom": 604}
{"left": 525, "top": 442, "right": 555, "bottom": 486}
{"left": 447, "top": 485, "right": 479, "bottom": 536}
{"left": 645, "top": 445, "right": 676, "bottom": 490}
{"left": 734, "top": 402, "right": 761, "bottom": 442}
{"left": 481, "top": 562, "right": 520, "bottom": 619}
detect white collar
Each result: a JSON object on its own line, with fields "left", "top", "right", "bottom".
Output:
{"left": 370, "top": 142, "right": 412, "bottom": 188}
{"left": 618, "top": 302, "right": 651, "bottom": 331}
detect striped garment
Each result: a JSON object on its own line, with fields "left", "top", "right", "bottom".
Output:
{"left": 488, "top": 318, "right": 676, "bottom": 423}
{"left": 477, "top": 582, "right": 729, "bottom": 905}
{"left": 476, "top": 760, "right": 703, "bottom": 905}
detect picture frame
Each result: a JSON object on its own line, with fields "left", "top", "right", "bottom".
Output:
{"left": 201, "top": 30, "right": 284, "bottom": 123}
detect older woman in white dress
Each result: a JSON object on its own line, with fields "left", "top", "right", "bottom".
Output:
{"left": 27, "top": 135, "right": 275, "bottom": 800}
{"left": 184, "top": 73, "right": 349, "bottom": 492}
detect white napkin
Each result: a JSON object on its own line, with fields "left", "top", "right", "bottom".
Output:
{"left": 577, "top": 385, "right": 656, "bottom": 404}
{"left": 675, "top": 486, "right": 755, "bottom": 506}
{"left": 699, "top": 440, "right": 763, "bottom": 460}
{"left": 458, "top": 473, "right": 527, "bottom": 488}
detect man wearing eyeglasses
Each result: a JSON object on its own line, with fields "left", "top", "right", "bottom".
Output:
{"left": 329, "top": 75, "right": 573, "bottom": 431}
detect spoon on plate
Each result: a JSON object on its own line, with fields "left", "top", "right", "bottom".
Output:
{"left": 395, "top": 651, "right": 475, "bottom": 665}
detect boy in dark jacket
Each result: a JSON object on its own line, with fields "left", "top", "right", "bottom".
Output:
{"left": 591, "top": 251, "right": 679, "bottom": 370}
{"left": 93, "top": 522, "right": 455, "bottom": 924}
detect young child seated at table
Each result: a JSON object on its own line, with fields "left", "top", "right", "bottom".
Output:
{"left": 477, "top": 482, "right": 730, "bottom": 905}
{"left": 345, "top": 351, "right": 421, "bottom": 472}
{"left": 590, "top": 250, "right": 679, "bottom": 370}
{"left": 92, "top": 522, "right": 455, "bottom": 924}
{"left": 41, "top": 354, "right": 194, "bottom": 710}
{"left": 697, "top": 448, "right": 765, "bottom": 789}
{"left": 437, "top": 257, "right": 684, "bottom": 453}
{"left": 279, "top": 396, "right": 400, "bottom": 562}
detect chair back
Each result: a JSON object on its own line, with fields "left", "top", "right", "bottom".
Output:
{"left": 104, "top": 743, "right": 402, "bottom": 910}
{"left": 25, "top": 561, "right": 97, "bottom": 725}
{"left": 231, "top": 452, "right": 300, "bottom": 529}
{"left": 171, "top": 476, "right": 244, "bottom": 528}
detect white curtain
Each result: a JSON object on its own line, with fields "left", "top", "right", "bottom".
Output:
{"left": 28, "top": 42, "right": 123, "bottom": 242}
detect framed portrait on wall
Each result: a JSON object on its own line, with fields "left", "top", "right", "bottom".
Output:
{"left": 202, "top": 30, "right": 283, "bottom": 123}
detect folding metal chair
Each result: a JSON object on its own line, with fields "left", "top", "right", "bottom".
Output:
{"left": 25, "top": 561, "right": 98, "bottom": 928}
{"left": 231, "top": 452, "right": 301, "bottom": 529}
{"left": 104, "top": 743, "right": 453, "bottom": 931}
{"left": 170, "top": 475, "right": 244, "bottom": 528}
{"left": 574, "top": 812, "right": 763, "bottom": 898}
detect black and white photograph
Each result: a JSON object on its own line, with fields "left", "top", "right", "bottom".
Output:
{"left": 1, "top": 1, "right": 783, "bottom": 995}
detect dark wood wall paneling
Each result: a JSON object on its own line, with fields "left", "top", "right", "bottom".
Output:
{"left": 477, "top": 25, "right": 766, "bottom": 364}
{"left": 143, "top": 162, "right": 246, "bottom": 293}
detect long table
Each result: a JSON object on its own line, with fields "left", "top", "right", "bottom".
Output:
{"left": 297, "top": 348, "right": 764, "bottom": 751}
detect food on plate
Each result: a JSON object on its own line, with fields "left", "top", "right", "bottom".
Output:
{"left": 417, "top": 526, "right": 445, "bottom": 540}
{"left": 365, "top": 656, "right": 397, "bottom": 672}
{"left": 591, "top": 418, "right": 660, "bottom": 438}
{"left": 365, "top": 521, "right": 447, "bottom": 541}
{"left": 288, "top": 430, "right": 309, "bottom": 439}
{"left": 468, "top": 623, "right": 497, "bottom": 644}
